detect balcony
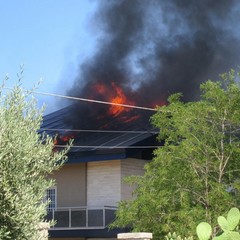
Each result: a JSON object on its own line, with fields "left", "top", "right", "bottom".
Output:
{"left": 46, "top": 206, "right": 117, "bottom": 230}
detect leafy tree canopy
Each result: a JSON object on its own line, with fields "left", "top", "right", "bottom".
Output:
{"left": 112, "top": 70, "right": 240, "bottom": 238}
{"left": 0, "top": 73, "right": 69, "bottom": 239}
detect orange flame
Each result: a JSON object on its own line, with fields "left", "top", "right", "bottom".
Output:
{"left": 92, "top": 82, "right": 135, "bottom": 117}
{"left": 54, "top": 133, "right": 76, "bottom": 146}
{"left": 108, "top": 82, "right": 132, "bottom": 116}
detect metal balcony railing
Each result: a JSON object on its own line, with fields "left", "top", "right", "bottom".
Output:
{"left": 45, "top": 206, "right": 117, "bottom": 230}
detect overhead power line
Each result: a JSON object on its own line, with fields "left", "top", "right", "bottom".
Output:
{"left": 41, "top": 128, "right": 159, "bottom": 134}
{"left": 54, "top": 145, "right": 159, "bottom": 149}
{"left": 4, "top": 87, "right": 157, "bottom": 111}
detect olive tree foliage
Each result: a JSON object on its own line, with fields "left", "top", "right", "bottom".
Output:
{"left": 112, "top": 70, "right": 240, "bottom": 238}
{"left": 0, "top": 75, "right": 69, "bottom": 239}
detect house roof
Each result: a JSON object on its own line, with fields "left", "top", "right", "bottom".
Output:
{"left": 40, "top": 104, "right": 159, "bottom": 162}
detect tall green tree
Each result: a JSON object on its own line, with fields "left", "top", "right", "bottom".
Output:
{"left": 112, "top": 70, "right": 240, "bottom": 238}
{"left": 0, "top": 75, "right": 69, "bottom": 239}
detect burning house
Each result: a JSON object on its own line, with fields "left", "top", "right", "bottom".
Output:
{"left": 40, "top": 72, "right": 160, "bottom": 239}
{"left": 41, "top": 0, "right": 240, "bottom": 239}
{"left": 41, "top": 88, "right": 159, "bottom": 239}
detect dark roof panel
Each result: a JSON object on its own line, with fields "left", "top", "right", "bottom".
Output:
{"left": 40, "top": 105, "right": 159, "bottom": 160}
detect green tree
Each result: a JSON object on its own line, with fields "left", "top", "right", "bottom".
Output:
{"left": 112, "top": 70, "right": 240, "bottom": 238}
{"left": 0, "top": 74, "right": 69, "bottom": 239}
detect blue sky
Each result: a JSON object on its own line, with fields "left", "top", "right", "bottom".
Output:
{"left": 0, "top": 0, "right": 98, "bottom": 113}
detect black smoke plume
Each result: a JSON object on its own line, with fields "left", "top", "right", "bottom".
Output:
{"left": 66, "top": 0, "right": 240, "bottom": 128}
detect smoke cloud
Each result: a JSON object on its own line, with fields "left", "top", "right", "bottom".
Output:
{"left": 66, "top": 0, "right": 240, "bottom": 128}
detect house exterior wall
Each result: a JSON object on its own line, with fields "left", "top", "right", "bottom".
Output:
{"left": 50, "top": 159, "right": 146, "bottom": 208}
{"left": 86, "top": 159, "right": 147, "bottom": 207}
{"left": 87, "top": 160, "right": 121, "bottom": 207}
{"left": 52, "top": 163, "right": 87, "bottom": 207}
{"left": 121, "top": 158, "right": 147, "bottom": 201}
{"left": 49, "top": 159, "right": 147, "bottom": 240}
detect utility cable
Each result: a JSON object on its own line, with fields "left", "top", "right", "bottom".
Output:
{"left": 40, "top": 128, "right": 159, "bottom": 134}
{"left": 54, "top": 145, "right": 159, "bottom": 149}
{"left": 4, "top": 87, "right": 157, "bottom": 111}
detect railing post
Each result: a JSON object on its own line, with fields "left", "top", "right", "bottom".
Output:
{"left": 69, "top": 208, "right": 71, "bottom": 228}
{"left": 52, "top": 209, "right": 55, "bottom": 229}
{"left": 118, "top": 232, "right": 153, "bottom": 240}
{"left": 86, "top": 207, "right": 88, "bottom": 228}
{"left": 103, "top": 207, "right": 106, "bottom": 227}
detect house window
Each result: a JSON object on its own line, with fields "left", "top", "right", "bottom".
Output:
{"left": 46, "top": 187, "right": 57, "bottom": 211}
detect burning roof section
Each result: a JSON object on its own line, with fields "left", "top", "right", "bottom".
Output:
{"left": 40, "top": 80, "right": 159, "bottom": 161}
